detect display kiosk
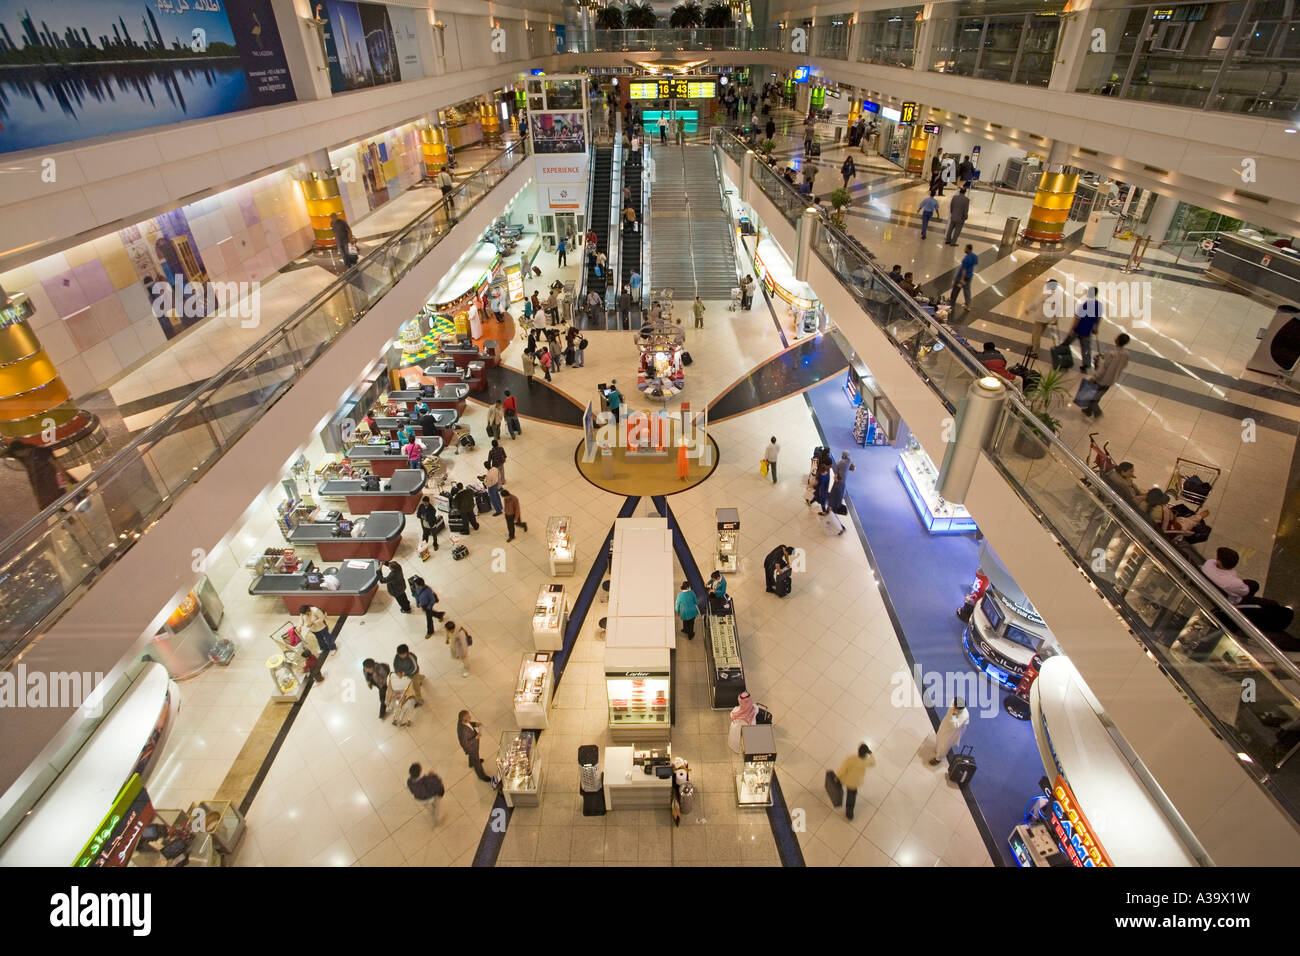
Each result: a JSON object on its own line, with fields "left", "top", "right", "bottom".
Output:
{"left": 737, "top": 724, "right": 776, "bottom": 808}
{"left": 546, "top": 516, "right": 576, "bottom": 576}
{"left": 715, "top": 507, "right": 740, "bottom": 574}
{"left": 513, "top": 653, "right": 554, "bottom": 730}
{"left": 532, "top": 584, "right": 568, "bottom": 651}
{"left": 636, "top": 319, "right": 686, "bottom": 401}
{"left": 497, "top": 730, "right": 543, "bottom": 808}
{"left": 704, "top": 594, "right": 745, "bottom": 709}
{"left": 896, "top": 435, "right": 976, "bottom": 534}
{"left": 603, "top": 744, "right": 673, "bottom": 810}
{"left": 604, "top": 643, "right": 672, "bottom": 741}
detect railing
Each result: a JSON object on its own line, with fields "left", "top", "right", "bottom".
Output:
{"left": 606, "top": 125, "right": 623, "bottom": 314}
{"left": 0, "top": 141, "right": 531, "bottom": 666}
{"left": 638, "top": 141, "right": 652, "bottom": 312}
{"left": 716, "top": 126, "right": 1300, "bottom": 825}
{"left": 575, "top": 139, "right": 598, "bottom": 307}
{"left": 567, "top": 27, "right": 786, "bottom": 54}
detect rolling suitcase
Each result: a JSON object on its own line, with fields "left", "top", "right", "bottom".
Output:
{"left": 475, "top": 490, "right": 492, "bottom": 514}
{"left": 447, "top": 512, "right": 470, "bottom": 533}
{"left": 1049, "top": 343, "right": 1073, "bottom": 371}
{"left": 947, "top": 746, "right": 977, "bottom": 785}
{"left": 773, "top": 571, "right": 792, "bottom": 597}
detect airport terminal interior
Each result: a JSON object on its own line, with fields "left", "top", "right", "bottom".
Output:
{"left": 0, "top": 0, "right": 1298, "bottom": 870}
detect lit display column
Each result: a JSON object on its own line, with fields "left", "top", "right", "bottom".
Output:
{"left": 0, "top": 291, "right": 94, "bottom": 448}
{"left": 420, "top": 126, "right": 449, "bottom": 175}
{"left": 298, "top": 171, "right": 346, "bottom": 250}
{"left": 1025, "top": 141, "right": 1078, "bottom": 245}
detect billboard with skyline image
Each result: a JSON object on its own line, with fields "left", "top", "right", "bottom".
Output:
{"left": 0, "top": 0, "right": 295, "bottom": 154}
{"left": 319, "top": 0, "right": 419, "bottom": 94}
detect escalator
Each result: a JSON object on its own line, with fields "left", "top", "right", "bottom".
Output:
{"left": 583, "top": 147, "right": 613, "bottom": 317}
{"left": 618, "top": 145, "right": 644, "bottom": 329}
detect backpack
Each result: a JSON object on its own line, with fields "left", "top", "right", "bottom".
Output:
{"left": 579, "top": 338, "right": 588, "bottom": 350}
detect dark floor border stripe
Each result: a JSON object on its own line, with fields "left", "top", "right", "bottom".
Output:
{"left": 767, "top": 773, "right": 805, "bottom": 866}
{"left": 653, "top": 496, "right": 708, "bottom": 601}
{"left": 471, "top": 496, "right": 642, "bottom": 866}
{"left": 801, "top": 381, "right": 1005, "bottom": 867}
{"left": 237, "top": 615, "right": 347, "bottom": 817}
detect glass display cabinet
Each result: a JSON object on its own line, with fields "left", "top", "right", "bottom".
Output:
{"left": 715, "top": 507, "right": 740, "bottom": 574}
{"left": 532, "top": 583, "right": 567, "bottom": 651}
{"left": 737, "top": 724, "right": 777, "bottom": 808}
{"left": 705, "top": 596, "right": 745, "bottom": 709}
{"left": 513, "top": 653, "right": 554, "bottom": 730}
{"left": 546, "top": 515, "right": 576, "bottom": 576}
{"left": 497, "top": 730, "right": 542, "bottom": 807}
{"left": 605, "top": 671, "right": 671, "bottom": 738}
{"left": 896, "top": 435, "right": 976, "bottom": 534}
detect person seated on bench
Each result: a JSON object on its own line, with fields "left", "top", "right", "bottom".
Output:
{"left": 1102, "top": 461, "right": 1143, "bottom": 505}
{"left": 976, "top": 341, "right": 1009, "bottom": 377}
{"left": 1202, "top": 547, "right": 1258, "bottom": 605}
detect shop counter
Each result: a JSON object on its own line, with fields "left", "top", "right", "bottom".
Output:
{"left": 318, "top": 469, "right": 427, "bottom": 514}
{"left": 287, "top": 511, "right": 406, "bottom": 561}
{"left": 249, "top": 558, "right": 381, "bottom": 615}
{"left": 704, "top": 596, "right": 745, "bottom": 709}
{"left": 421, "top": 364, "right": 471, "bottom": 387}
{"left": 373, "top": 411, "right": 459, "bottom": 444}
{"left": 422, "top": 383, "right": 470, "bottom": 413}
{"left": 441, "top": 344, "right": 485, "bottom": 370}
{"left": 603, "top": 746, "right": 673, "bottom": 810}
{"left": 343, "top": 445, "right": 413, "bottom": 478}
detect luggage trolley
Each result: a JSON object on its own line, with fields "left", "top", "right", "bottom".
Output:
{"left": 1166, "top": 457, "right": 1219, "bottom": 511}
{"left": 270, "top": 622, "right": 317, "bottom": 675}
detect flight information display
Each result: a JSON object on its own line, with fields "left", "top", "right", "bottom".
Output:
{"left": 628, "top": 78, "right": 717, "bottom": 99}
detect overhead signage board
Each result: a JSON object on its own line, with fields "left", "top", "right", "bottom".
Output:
{"left": 900, "top": 101, "right": 918, "bottom": 124}
{"left": 629, "top": 78, "right": 717, "bottom": 99}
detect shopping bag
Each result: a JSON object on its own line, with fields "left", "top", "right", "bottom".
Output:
{"left": 824, "top": 769, "right": 844, "bottom": 808}
{"left": 759, "top": 459, "right": 769, "bottom": 476}
{"left": 1073, "top": 380, "right": 1102, "bottom": 408}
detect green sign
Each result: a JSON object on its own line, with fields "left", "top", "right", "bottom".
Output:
{"left": 811, "top": 87, "right": 825, "bottom": 109}
{"left": 73, "top": 774, "right": 143, "bottom": 867}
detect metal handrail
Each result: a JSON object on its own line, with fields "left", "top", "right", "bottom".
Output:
{"left": 575, "top": 138, "right": 598, "bottom": 306}
{"left": 0, "top": 140, "right": 530, "bottom": 660}
{"left": 716, "top": 125, "right": 1300, "bottom": 686}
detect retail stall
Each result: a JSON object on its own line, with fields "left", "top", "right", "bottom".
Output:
{"left": 426, "top": 244, "right": 501, "bottom": 325}
{"left": 1018, "top": 656, "right": 1210, "bottom": 867}
{"left": 704, "top": 592, "right": 745, "bottom": 709}
{"left": 752, "top": 236, "right": 823, "bottom": 338}
{"left": 963, "top": 541, "right": 1060, "bottom": 691}
{"left": 737, "top": 724, "right": 776, "bottom": 808}
{"left": 532, "top": 583, "right": 568, "bottom": 650}
{"left": 897, "top": 431, "right": 976, "bottom": 534}
{"left": 636, "top": 320, "right": 686, "bottom": 401}
{"left": 546, "top": 516, "right": 576, "bottom": 576}
{"left": 603, "top": 744, "right": 673, "bottom": 810}
{"left": 605, "top": 619, "right": 674, "bottom": 741}
{"left": 514, "top": 653, "right": 555, "bottom": 730}
{"left": 498, "top": 730, "right": 542, "bottom": 807}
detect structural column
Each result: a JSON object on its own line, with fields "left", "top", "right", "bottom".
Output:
{"left": 1025, "top": 140, "right": 1078, "bottom": 244}
{"left": 795, "top": 206, "right": 820, "bottom": 281}
{"left": 938, "top": 375, "right": 1007, "bottom": 503}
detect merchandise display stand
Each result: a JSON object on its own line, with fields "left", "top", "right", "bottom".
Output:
{"left": 514, "top": 653, "right": 555, "bottom": 730}
{"left": 532, "top": 584, "right": 568, "bottom": 651}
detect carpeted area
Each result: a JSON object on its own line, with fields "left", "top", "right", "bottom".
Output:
{"left": 806, "top": 377, "right": 1043, "bottom": 866}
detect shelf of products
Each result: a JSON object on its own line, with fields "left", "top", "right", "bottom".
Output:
{"left": 497, "top": 730, "right": 542, "bottom": 808}
{"left": 753, "top": 238, "right": 817, "bottom": 310}
{"left": 705, "top": 596, "right": 746, "bottom": 710}
{"left": 513, "top": 653, "right": 554, "bottom": 730}
{"left": 715, "top": 507, "right": 740, "bottom": 574}
{"left": 547, "top": 515, "right": 576, "bottom": 576}
{"left": 737, "top": 724, "right": 776, "bottom": 808}
{"left": 532, "top": 584, "right": 568, "bottom": 651}
{"left": 605, "top": 674, "right": 671, "bottom": 730}
{"left": 896, "top": 436, "right": 977, "bottom": 535}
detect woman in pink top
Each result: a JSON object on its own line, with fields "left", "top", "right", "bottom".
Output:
{"left": 403, "top": 440, "right": 422, "bottom": 467}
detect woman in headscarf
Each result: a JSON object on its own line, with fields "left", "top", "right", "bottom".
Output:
{"left": 728, "top": 692, "right": 758, "bottom": 753}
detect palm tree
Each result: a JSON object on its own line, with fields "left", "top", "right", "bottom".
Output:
{"left": 702, "top": 2, "right": 733, "bottom": 28}
{"left": 625, "top": 2, "right": 658, "bottom": 29}
{"left": 669, "top": 2, "right": 704, "bottom": 28}
{"left": 595, "top": 5, "right": 624, "bottom": 30}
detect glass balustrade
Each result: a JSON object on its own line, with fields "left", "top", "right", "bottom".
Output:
{"left": 714, "top": 126, "right": 1300, "bottom": 823}
{"left": 0, "top": 142, "right": 529, "bottom": 666}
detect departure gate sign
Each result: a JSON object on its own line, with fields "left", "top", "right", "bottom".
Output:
{"left": 629, "top": 78, "right": 716, "bottom": 99}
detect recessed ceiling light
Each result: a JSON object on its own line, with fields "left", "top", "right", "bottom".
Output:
{"left": 1284, "top": 128, "right": 1297, "bottom": 133}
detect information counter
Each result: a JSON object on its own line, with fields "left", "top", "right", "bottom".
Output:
{"left": 287, "top": 511, "right": 406, "bottom": 561}
{"left": 318, "top": 469, "right": 427, "bottom": 514}
{"left": 249, "top": 558, "right": 381, "bottom": 615}
{"left": 603, "top": 745, "right": 673, "bottom": 810}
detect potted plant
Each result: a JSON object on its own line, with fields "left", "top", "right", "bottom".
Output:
{"left": 669, "top": 1, "right": 704, "bottom": 28}
{"left": 595, "top": 6, "right": 624, "bottom": 29}
{"left": 703, "top": 2, "right": 734, "bottom": 28}
{"left": 625, "top": 2, "right": 658, "bottom": 28}
{"left": 829, "top": 187, "right": 852, "bottom": 229}
{"left": 759, "top": 138, "right": 776, "bottom": 157}
{"left": 1014, "top": 365, "right": 1069, "bottom": 459}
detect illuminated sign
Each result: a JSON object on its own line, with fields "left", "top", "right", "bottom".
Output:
{"left": 686, "top": 80, "right": 716, "bottom": 99}
{"left": 792, "top": 65, "right": 810, "bottom": 83}
{"left": 629, "top": 81, "right": 659, "bottom": 100}
{"left": 1050, "top": 774, "right": 1112, "bottom": 867}
{"left": 881, "top": 106, "right": 901, "bottom": 122}
{"left": 862, "top": 100, "right": 880, "bottom": 114}
{"left": 630, "top": 78, "right": 716, "bottom": 99}
{"left": 923, "top": 123, "right": 941, "bottom": 134}
{"left": 900, "top": 101, "right": 918, "bottom": 124}
{"left": 1151, "top": 8, "right": 1175, "bottom": 18}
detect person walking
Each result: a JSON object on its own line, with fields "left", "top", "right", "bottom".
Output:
{"left": 457, "top": 710, "right": 499, "bottom": 785}
{"left": 674, "top": 581, "right": 700, "bottom": 640}
{"left": 950, "top": 244, "right": 978, "bottom": 311}
{"left": 330, "top": 213, "right": 357, "bottom": 267}
{"left": 763, "top": 436, "right": 779, "bottom": 483}
{"left": 919, "top": 191, "right": 940, "bottom": 240}
{"left": 618, "top": 285, "right": 632, "bottom": 330}
{"left": 407, "top": 764, "right": 445, "bottom": 821}
{"left": 1063, "top": 285, "right": 1105, "bottom": 372}
{"left": 944, "top": 185, "right": 970, "bottom": 245}
{"left": 411, "top": 575, "right": 444, "bottom": 637}
{"left": 501, "top": 487, "right": 528, "bottom": 541}
{"left": 802, "top": 162, "right": 818, "bottom": 197}
{"left": 487, "top": 402, "right": 504, "bottom": 443}
{"left": 764, "top": 116, "right": 776, "bottom": 141}
{"left": 487, "top": 438, "right": 506, "bottom": 481}
{"left": 841, "top": 155, "right": 857, "bottom": 189}
{"left": 692, "top": 296, "right": 705, "bottom": 329}
{"left": 538, "top": 346, "right": 553, "bottom": 382}
{"left": 386, "top": 668, "right": 416, "bottom": 727}
{"left": 444, "top": 619, "right": 473, "bottom": 678}
{"left": 739, "top": 274, "right": 755, "bottom": 310}
{"left": 1078, "top": 332, "right": 1130, "bottom": 417}
{"left": 657, "top": 114, "right": 668, "bottom": 144}
{"left": 482, "top": 460, "right": 503, "bottom": 516}
{"left": 378, "top": 560, "right": 412, "bottom": 613}
{"left": 807, "top": 452, "right": 832, "bottom": 513}
{"left": 416, "top": 494, "right": 441, "bottom": 552}
{"left": 392, "top": 644, "right": 426, "bottom": 706}
{"left": 556, "top": 235, "right": 567, "bottom": 268}
{"left": 439, "top": 168, "right": 455, "bottom": 211}
{"left": 298, "top": 604, "right": 336, "bottom": 655}
{"left": 675, "top": 115, "right": 686, "bottom": 145}
{"left": 362, "top": 658, "right": 391, "bottom": 719}
{"left": 1030, "top": 278, "right": 1061, "bottom": 356}
{"left": 930, "top": 699, "right": 971, "bottom": 765}
{"left": 832, "top": 743, "right": 874, "bottom": 820}
{"left": 586, "top": 289, "right": 603, "bottom": 329}
{"left": 503, "top": 390, "right": 521, "bottom": 438}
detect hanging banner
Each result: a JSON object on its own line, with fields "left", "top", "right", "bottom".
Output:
{"left": 547, "top": 186, "right": 583, "bottom": 210}
{"left": 529, "top": 111, "right": 586, "bottom": 154}
{"left": 535, "top": 155, "right": 590, "bottom": 183}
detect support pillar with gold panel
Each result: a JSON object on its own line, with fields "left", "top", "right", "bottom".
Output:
{"left": 1024, "top": 141, "right": 1078, "bottom": 244}
{"left": 420, "top": 126, "right": 448, "bottom": 175}
{"left": 298, "top": 171, "right": 346, "bottom": 249}
{"left": 0, "top": 290, "right": 97, "bottom": 449}
{"left": 480, "top": 102, "right": 502, "bottom": 145}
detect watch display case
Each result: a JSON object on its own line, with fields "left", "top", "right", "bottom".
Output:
{"left": 704, "top": 596, "right": 745, "bottom": 709}
{"left": 514, "top": 653, "right": 554, "bottom": 730}
{"left": 497, "top": 730, "right": 543, "bottom": 807}
{"left": 715, "top": 507, "right": 740, "bottom": 574}
{"left": 896, "top": 436, "right": 976, "bottom": 535}
{"left": 546, "top": 515, "right": 576, "bottom": 576}
{"left": 605, "top": 673, "right": 671, "bottom": 732}
{"left": 532, "top": 584, "right": 568, "bottom": 651}
{"left": 737, "top": 724, "right": 776, "bottom": 808}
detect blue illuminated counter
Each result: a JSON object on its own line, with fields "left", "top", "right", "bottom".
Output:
{"left": 896, "top": 444, "right": 976, "bottom": 535}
